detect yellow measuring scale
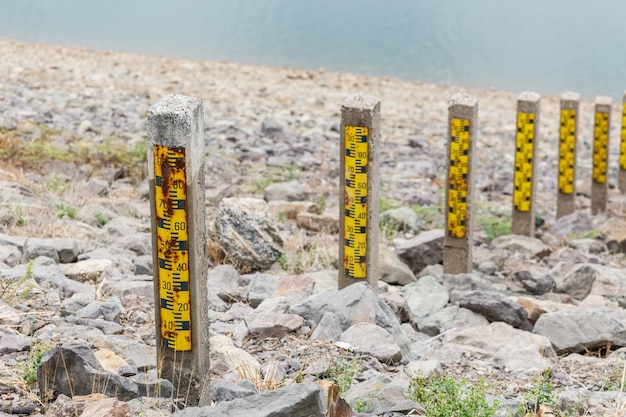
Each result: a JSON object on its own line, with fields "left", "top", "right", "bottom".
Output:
{"left": 513, "top": 112, "right": 535, "bottom": 212}
{"left": 344, "top": 126, "right": 368, "bottom": 279}
{"left": 559, "top": 109, "right": 576, "bottom": 194}
{"left": 621, "top": 103, "right": 626, "bottom": 170}
{"left": 448, "top": 118, "right": 470, "bottom": 238}
{"left": 593, "top": 111, "right": 609, "bottom": 183}
{"left": 154, "top": 144, "right": 192, "bottom": 351}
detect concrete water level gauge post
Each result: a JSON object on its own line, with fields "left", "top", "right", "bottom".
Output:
{"left": 339, "top": 93, "right": 380, "bottom": 290}
{"left": 146, "top": 94, "right": 210, "bottom": 406}
{"left": 444, "top": 93, "right": 477, "bottom": 275}
{"left": 557, "top": 92, "right": 580, "bottom": 219}
{"left": 512, "top": 92, "right": 541, "bottom": 236}
{"left": 591, "top": 96, "right": 612, "bottom": 215}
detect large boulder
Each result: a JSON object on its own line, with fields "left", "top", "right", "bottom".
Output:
{"left": 490, "top": 234, "right": 551, "bottom": 259}
{"left": 400, "top": 276, "right": 449, "bottom": 320}
{"left": 38, "top": 344, "right": 146, "bottom": 401}
{"left": 395, "top": 229, "right": 444, "bottom": 274}
{"left": 533, "top": 307, "right": 626, "bottom": 354}
{"left": 339, "top": 323, "right": 402, "bottom": 364}
{"left": 290, "top": 282, "right": 413, "bottom": 359}
{"left": 454, "top": 290, "right": 530, "bottom": 329}
{"left": 172, "top": 382, "right": 326, "bottom": 417}
{"left": 215, "top": 198, "right": 283, "bottom": 273}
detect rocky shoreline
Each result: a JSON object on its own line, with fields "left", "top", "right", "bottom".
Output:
{"left": 1, "top": 38, "right": 626, "bottom": 416}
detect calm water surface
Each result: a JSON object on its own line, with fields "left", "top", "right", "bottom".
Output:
{"left": 1, "top": 0, "right": 625, "bottom": 99}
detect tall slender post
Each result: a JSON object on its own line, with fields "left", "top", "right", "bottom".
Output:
{"left": 512, "top": 92, "right": 541, "bottom": 236}
{"left": 444, "top": 93, "right": 478, "bottom": 274}
{"left": 557, "top": 92, "right": 581, "bottom": 219}
{"left": 591, "top": 96, "right": 612, "bottom": 215}
{"left": 619, "top": 90, "right": 626, "bottom": 193}
{"left": 147, "top": 94, "right": 210, "bottom": 406}
{"left": 339, "top": 93, "right": 380, "bottom": 290}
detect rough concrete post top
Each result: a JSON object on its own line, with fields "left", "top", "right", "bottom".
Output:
{"left": 595, "top": 96, "right": 613, "bottom": 112}
{"left": 147, "top": 94, "right": 204, "bottom": 147}
{"left": 342, "top": 93, "right": 381, "bottom": 112}
{"left": 517, "top": 91, "right": 541, "bottom": 104}
{"left": 517, "top": 92, "right": 541, "bottom": 114}
{"left": 449, "top": 92, "right": 478, "bottom": 108}
{"left": 562, "top": 91, "right": 581, "bottom": 102}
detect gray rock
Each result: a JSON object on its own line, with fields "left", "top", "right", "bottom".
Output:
{"left": 133, "top": 255, "right": 152, "bottom": 275}
{"left": 417, "top": 305, "right": 488, "bottom": 336}
{"left": 379, "top": 245, "right": 417, "bottom": 286}
{"left": 37, "top": 344, "right": 139, "bottom": 401}
{"left": 380, "top": 206, "right": 422, "bottom": 232}
{"left": 62, "top": 292, "right": 97, "bottom": 314}
{"left": 401, "top": 275, "right": 449, "bottom": 320}
{"left": 272, "top": 274, "right": 315, "bottom": 305}
{"left": 100, "top": 276, "right": 153, "bottom": 300}
{"left": 395, "top": 229, "right": 444, "bottom": 274}
{"left": 172, "top": 382, "right": 326, "bottom": 417}
{"left": 0, "top": 333, "right": 30, "bottom": 354}
{"left": 103, "top": 216, "right": 146, "bottom": 238}
{"left": 129, "top": 371, "right": 174, "bottom": 398}
{"left": 405, "top": 360, "right": 442, "bottom": 378}
{"left": 232, "top": 321, "right": 250, "bottom": 343}
{"left": 0, "top": 244, "right": 24, "bottom": 267}
{"left": 77, "top": 204, "right": 117, "bottom": 228}
{"left": 513, "top": 270, "right": 555, "bottom": 295}
{"left": 3, "top": 263, "right": 91, "bottom": 298}
{"left": 49, "top": 238, "right": 81, "bottom": 263}
{"left": 254, "top": 296, "right": 290, "bottom": 314}
{"left": 308, "top": 270, "right": 337, "bottom": 295}
{"left": 296, "top": 211, "right": 339, "bottom": 233}
{"left": 261, "top": 118, "right": 284, "bottom": 136}
{"left": 290, "top": 282, "right": 413, "bottom": 359}
{"left": 75, "top": 298, "right": 123, "bottom": 323}
{"left": 0, "top": 233, "right": 26, "bottom": 249}
{"left": 84, "top": 179, "right": 109, "bottom": 197}
{"left": 118, "top": 365, "right": 138, "bottom": 377}
{"left": 455, "top": 290, "right": 529, "bottom": 329}
{"left": 444, "top": 272, "right": 509, "bottom": 293}
{"left": 215, "top": 197, "right": 283, "bottom": 273}
{"left": 210, "top": 379, "right": 258, "bottom": 404}
{"left": 207, "top": 265, "right": 240, "bottom": 294}
{"left": 23, "top": 238, "right": 59, "bottom": 263}
{"left": 443, "top": 322, "right": 525, "bottom": 353}
{"left": 550, "top": 211, "right": 595, "bottom": 238}
{"left": 309, "top": 311, "right": 343, "bottom": 342}
{"left": 490, "top": 234, "right": 552, "bottom": 259}
{"left": 61, "top": 258, "right": 114, "bottom": 283}
{"left": 339, "top": 323, "right": 402, "bottom": 364}
{"left": 46, "top": 394, "right": 85, "bottom": 416}
{"left": 210, "top": 334, "right": 260, "bottom": 375}
{"left": 65, "top": 317, "right": 125, "bottom": 335}
{"left": 95, "top": 334, "right": 156, "bottom": 371}
{"left": 264, "top": 180, "right": 313, "bottom": 202}
{"left": 122, "top": 234, "right": 151, "bottom": 256}
{"left": 221, "top": 303, "right": 255, "bottom": 321}
{"left": 533, "top": 307, "right": 626, "bottom": 354}
{"left": 244, "top": 313, "right": 304, "bottom": 338}
{"left": 492, "top": 333, "right": 556, "bottom": 373}
{"left": 344, "top": 375, "right": 420, "bottom": 414}
{"left": 556, "top": 264, "right": 598, "bottom": 300}
{"left": 379, "top": 291, "right": 412, "bottom": 324}
{"left": 247, "top": 273, "right": 279, "bottom": 307}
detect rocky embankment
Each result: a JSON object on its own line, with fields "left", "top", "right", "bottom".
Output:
{"left": 1, "top": 39, "right": 626, "bottom": 416}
